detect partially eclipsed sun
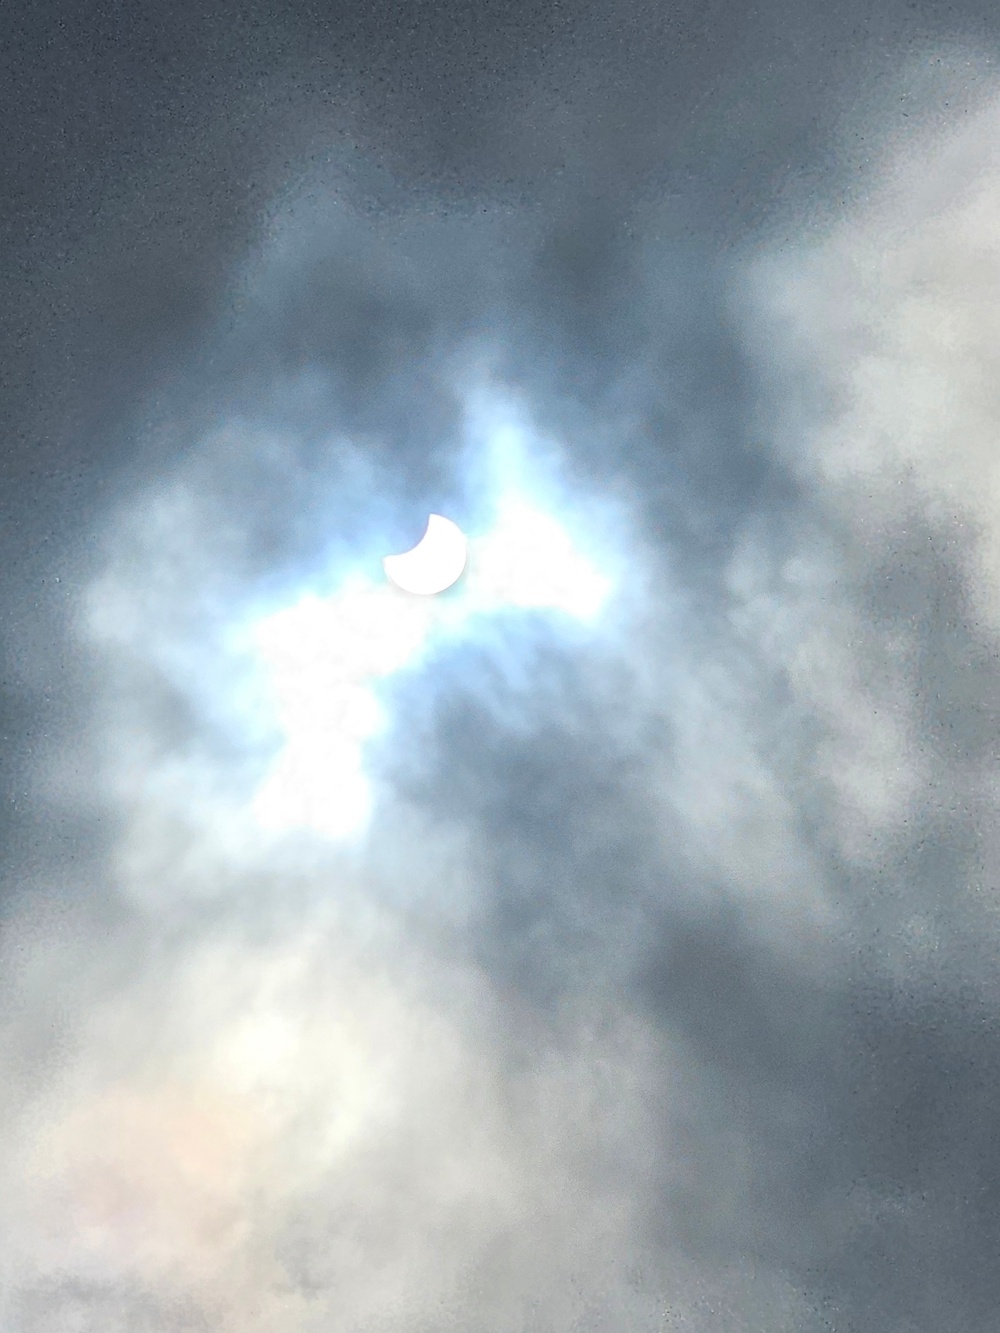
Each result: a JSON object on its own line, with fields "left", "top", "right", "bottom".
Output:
{"left": 382, "top": 514, "right": 468, "bottom": 596}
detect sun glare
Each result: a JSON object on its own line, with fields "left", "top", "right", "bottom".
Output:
{"left": 242, "top": 416, "right": 620, "bottom": 843}
{"left": 247, "top": 582, "right": 437, "bottom": 840}
{"left": 465, "top": 497, "right": 612, "bottom": 621}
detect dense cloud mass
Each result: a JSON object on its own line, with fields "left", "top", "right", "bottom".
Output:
{"left": 4, "top": 6, "right": 1000, "bottom": 1330}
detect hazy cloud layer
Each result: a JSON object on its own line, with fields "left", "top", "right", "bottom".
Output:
{"left": 4, "top": 14, "right": 1000, "bottom": 1333}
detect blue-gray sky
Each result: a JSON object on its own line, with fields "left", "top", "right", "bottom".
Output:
{"left": 3, "top": 5, "right": 1000, "bottom": 1330}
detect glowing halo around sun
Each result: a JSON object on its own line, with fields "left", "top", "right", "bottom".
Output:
{"left": 382, "top": 514, "right": 468, "bottom": 596}
{"left": 229, "top": 405, "right": 626, "bottom": 846}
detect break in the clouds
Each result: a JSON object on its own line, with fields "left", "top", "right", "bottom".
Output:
{"left": 5, "top": 31, "right": 1000, "bottom": 1333}
{"left": 78, "top": 364, "right": 629, "bottom": 859}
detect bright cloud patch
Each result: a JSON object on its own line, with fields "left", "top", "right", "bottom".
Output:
{"left": 246, "top": 583, "right": 436, "bottom": 840}
{"left": 467, "top": 497, "right": 612, "bottom": 621}
{"left": 244, "top": 491, "right": 615, "bottom": 843}
{"left": 81, "top": 381, "right": 628, "bottom": 855}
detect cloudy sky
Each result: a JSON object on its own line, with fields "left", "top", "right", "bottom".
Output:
{"left": 3, "top": 3, "right": 1000, "bottom": 1329}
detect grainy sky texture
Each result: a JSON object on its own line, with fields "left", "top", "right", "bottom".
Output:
{"left": 3, "top": 3, "right": 1000, "bottom": 1330}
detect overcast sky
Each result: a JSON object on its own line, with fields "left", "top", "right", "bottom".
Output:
{"left": 3, "top": 3, "right": 1000, "bottom": 1330}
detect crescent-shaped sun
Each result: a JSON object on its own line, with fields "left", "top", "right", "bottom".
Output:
{"left": 382, "top": 514, "right": 468, "bottom": 596}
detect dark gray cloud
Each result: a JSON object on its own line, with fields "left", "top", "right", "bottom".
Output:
{"left": 4, "top": 5, "right": 1000, "bottom": 1331}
